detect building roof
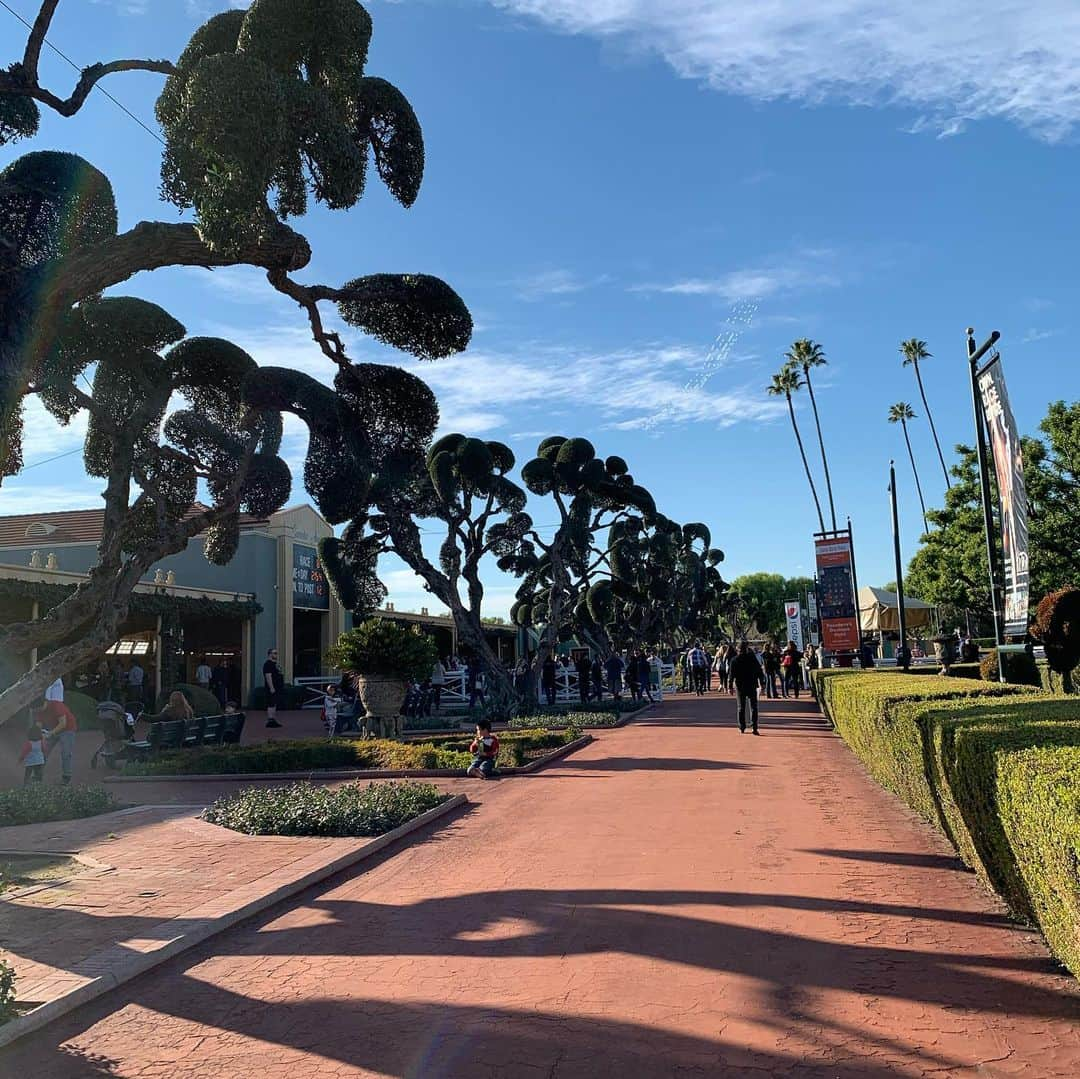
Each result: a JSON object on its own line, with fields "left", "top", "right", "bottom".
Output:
{"left": 0, "top": 505, "right": 270, "bottom": 549}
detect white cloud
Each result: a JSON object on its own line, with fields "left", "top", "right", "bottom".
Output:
{"left": 494, "top": 1, "right": 1080, "bottom": 140}
{"left": 515, "top": 269, "right": 612, "bottom": 301}
{"left": 0, "top": 482, "right": 102, "bottom": 516}
{"left": 1020, "top": 327, "right": 1057, "bottom": 344}
{"left": 20, "top": 397, "right": 89, "bottom": 465}
{"left": 632, "top": 250, "right": 842, "bottom": 304}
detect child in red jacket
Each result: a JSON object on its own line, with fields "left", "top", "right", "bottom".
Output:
{"left": 467, "top": 719, "right": 499, "bottom": 779}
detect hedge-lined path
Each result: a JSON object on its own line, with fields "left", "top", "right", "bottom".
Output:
{"left": 4, "top": 692, "right": 1080, "bottom": 1076}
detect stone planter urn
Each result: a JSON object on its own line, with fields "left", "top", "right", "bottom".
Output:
{"left": 355, "top": 675, "right": 408, "bottom": 739}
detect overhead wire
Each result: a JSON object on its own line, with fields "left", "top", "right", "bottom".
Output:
{"left": 0, "top": 0, "right": 166, "bottom": 145}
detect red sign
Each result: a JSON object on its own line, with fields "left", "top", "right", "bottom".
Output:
{"left": 815, "top": 536, "right": 860, "bottom": 652}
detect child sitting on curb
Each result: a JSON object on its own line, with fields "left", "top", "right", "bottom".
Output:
{"left": 467, "top": 719, "right": 499, "bottom": 779}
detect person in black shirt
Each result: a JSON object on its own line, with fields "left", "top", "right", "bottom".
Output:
{"left": 263, "top": 646, "right": 284, "bottom": 728}
{"left": 729, "top": 641, "right": 766, "bottom": 735}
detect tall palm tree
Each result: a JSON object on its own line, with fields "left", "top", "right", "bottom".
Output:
{"left": 786, "top": 338, "right": 836, "bottom": 531}
{"left": 888, "top": 402, "right": 928, "bottom": 533}
{"left": 900, "top": 338, "right": 951, "bottom": 489}
{"left": 768, "top": 365, "right": 826, "bottom": 533}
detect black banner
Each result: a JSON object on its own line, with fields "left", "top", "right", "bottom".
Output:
{"left": 977, "top": 357, "right": 1029, "bottom": 637}
{"left": 292, "top": 544, "right": 329, "bottom": 610}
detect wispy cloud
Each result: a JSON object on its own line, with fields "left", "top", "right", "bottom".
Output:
{"left": 1020, "top": 327, "right": 1057, "bottom": 344}
{"left": 515, "top": 268, "right": 612, "bottom": 301}
{"left": 493, "top": 1, "right": 1080, "bottom": 140}
{"left": 632, "top": 251, "right": 841, "bottom": 304}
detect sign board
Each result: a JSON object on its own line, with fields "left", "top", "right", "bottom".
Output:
{"left": 292, "top": 544, "right": 329, "bottom": 610}
{"left": 815, "top": 535, "right": 860, "bottom": 652}
{"left": 977, "top": 356, "right": 1030, "bottom": 638}
{"left": 784, "top": 600, "right": 805, "bottom": 650}
{"left": 806, "top": 590, "right": 820, "bottom": 646}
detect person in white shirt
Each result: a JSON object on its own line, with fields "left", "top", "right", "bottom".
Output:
{"left": 430, "top": 659, "right": 447, "bottom": 713}
{"left": 195, "top": 658, "right": 212, "bottom": 691}
{"left": 127, "top": 660, "right": 145, "bottom": 705}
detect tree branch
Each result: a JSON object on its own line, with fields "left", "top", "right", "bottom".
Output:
{"left": 266, "top": 270, "right": 350, "bottom": 367}
{"left": 22, "top": 0, "right": 60, "bottom": 77}
{"left": 0, "top": 58, "right": 177, "bottom": 117}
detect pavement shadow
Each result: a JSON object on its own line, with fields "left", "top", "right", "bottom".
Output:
{"left": 804, "top": 848, "right": 969, "bottom": 872}
{"left": 556, "top": 756, "right": 758, "bottom": 772}
{"left": 3, "top": 990, "right": 921, "bottom": 1078}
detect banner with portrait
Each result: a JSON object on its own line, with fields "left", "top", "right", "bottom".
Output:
{"left": 976, "top": 357, "right": 1030, "bottom": 637}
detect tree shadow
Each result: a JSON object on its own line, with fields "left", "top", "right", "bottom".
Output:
{"left": 3, "top": 988, "right": 924, "bottom": 1078}
{"left": 556, "top": 756, "right": 758, "bottom": 772}
{"left": 803, "top": 848, "right": 970, "bottom": 872}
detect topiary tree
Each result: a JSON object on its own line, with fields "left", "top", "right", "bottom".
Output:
{"left": 0, "top": 3, "right": 471, "bottom": 726}
{"left": 508, "top": 438, "right": 663, "bottom": 671}
{"left": 319, "top": 432, "right": 532, "bottom": 708}
{"left": 1031, "top": 587, "right": 1080, "bottom": 693}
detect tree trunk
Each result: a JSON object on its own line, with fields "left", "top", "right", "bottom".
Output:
{"left": 804, "top": 369, "right": 837, "bottom": 531}
{"left": 788, "top": 394, "right": 826, "bottom": 532}
{"left": 901, "top": 420, "right": 929, "bottom": 533}
{"left": 914, "top": 361, "right": 951, "bottom": 489}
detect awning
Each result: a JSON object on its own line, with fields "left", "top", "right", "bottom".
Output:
{"left": 859, "top": 586, "right": 936, "bottom": 632}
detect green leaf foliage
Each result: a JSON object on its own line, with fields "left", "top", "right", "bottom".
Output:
{"left": 0, "top": 151, "right": 116, "bottom": 270}
{"left": 327, "top": 617, "right": 437, "bottom": 681}
{"left": 0, "top": 66, "right": 40, "bottom": 147}
{"left": 0, "top": 784, "right": 117, "bottom": 828}
{"left": 337, "top": 273, "right": 472, "bottom": 360}
{"left": 356, "top": 76, "right": 424, "bottom": 207}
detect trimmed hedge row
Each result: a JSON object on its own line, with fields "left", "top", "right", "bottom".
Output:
{"left": 202, "top": 781, "right": 450, "bottom": 837}
{"left": 814, "top": 670, "right": 1080, "bottom": 975}
{"left": 123, "top": 728, "right": 580, "bottom": 776}
{"left": 0, "top": 785, "right": 118, "bottom": 828}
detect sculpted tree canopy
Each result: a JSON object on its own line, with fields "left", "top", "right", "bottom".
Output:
{"left": 0, "top": 2, "right": 471, "bottom": 725}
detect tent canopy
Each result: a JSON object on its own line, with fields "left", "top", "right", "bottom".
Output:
{"left": 859, "top": 586, "right": 936, "bottom": 633}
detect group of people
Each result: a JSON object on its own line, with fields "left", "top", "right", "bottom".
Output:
{"left": 545, "top": 650, "right": 657, "bottom": 705}
{"left": 709, "top": 641, "right": 818, "bottom": 700}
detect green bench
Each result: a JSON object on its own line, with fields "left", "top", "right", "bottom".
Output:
{"left": 132, "top": 712, "right": 246, "bottom": 756}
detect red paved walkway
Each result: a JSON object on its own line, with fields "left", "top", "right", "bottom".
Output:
{"left": 4, "top": 693, "right": 1080, "bottom": 1076}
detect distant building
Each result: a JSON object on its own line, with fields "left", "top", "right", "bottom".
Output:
{"left": 0, "top": 503, "right": 517, "bottom": 704}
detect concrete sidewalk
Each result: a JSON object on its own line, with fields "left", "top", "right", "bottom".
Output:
{"left": 3, "top": 692, "right": 1080, "bottom": 1076}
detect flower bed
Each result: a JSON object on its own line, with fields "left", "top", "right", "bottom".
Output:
{"left": 201, "top": 780, "right": 451, "bottom": 837}
{"left": 122, "top": 728, "right": 582, "bottom": 776}
{"left": 813, "top": 669, "right": 1080, "bottom": 977}
{"left": 0, "top": 785, "right": 118, "bottom": 828}
{"left": 508, "top": 711, "right": 620, "bottom": 729}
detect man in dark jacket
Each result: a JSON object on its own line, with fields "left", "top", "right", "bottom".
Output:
{"left": 729, "top": 641, "right": 766, "bottom": 735}
{"left": 541, "top": 654, "right": 558, "bottom": 706}
{"left": 575, "top": 652, "right": 592, "bottom": 704}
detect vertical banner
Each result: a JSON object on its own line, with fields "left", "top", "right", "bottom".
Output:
{"left": 806, "top": 590, "right": 820, "bottom": 645}
{"left": 976, "top": 357, "right": 1030, "bottom": 637}
{"left": 815, "top": 535, "right": 860, "bottom": 652}
{"left": 784, "top": 600, "right": 805, "bottom": 649}
{"left": 292, "top": 545, "right": 330, "bottom": 610}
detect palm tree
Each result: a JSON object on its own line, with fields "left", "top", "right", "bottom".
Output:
{"left": 786, "top": 338, "right": 836, "bottom": 530}
{"left": 900, "top": 338, "right": 951, "bottom": 489}
{"left": 768, "top": 365, "right": 826, "bottom": 533}
{"left": 888, "top": 402, "right": 928, "bottom": 533}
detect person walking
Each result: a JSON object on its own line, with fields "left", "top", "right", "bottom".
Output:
{"left": 605, "top": 652, "right": 625, "bottom": 702}
{"left": 127, "top": 659, "right": 145, "bottom": 707}
{"left": 636, "top": 650, "right": 655, "bottom": 703}
{"left": 430, "top": 658, "right": 447, "bottom": 713}
{"left": 575, "top": 652, "right": 592, "bottom": 704}
{"left": 626, "top": 651, "right": 641, "bottom": 703}
{"left": 729, "top": 641, "right": 766, "bottom": 735}
{"left": 781, "top": 640, "right": 803, "bottom": 699}
{"left": 686, "top": 642, "right": 708, "bottom": 696}
{"left": 591, "top": 655, "right": 604, "bottom": 702}
{"left": 541, "top": 653, "right": 558, "bottom": 706}
{"left": 195, "top": 656, "right": 212, "bottom": 694}
{"left": 467, "top": 654, "right": 486, "bottom": 709}
{"left": 762, "top": 645, "right": 781, "bottom": 699}
{"left": 263, "top": 646, "right": 284, "bottom": 728}
{"left": 36, "top": 696, "right": 79, "bottom": 783}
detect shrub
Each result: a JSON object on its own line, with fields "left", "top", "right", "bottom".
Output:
{"left": 155, "top": 683, "right": 222, "bottom": 716}
{"left": 814, "top": 670, "right": 1080, "bottom": 976}
{"left": 326, "top": 619, "right": 437, "bottom": 682}
{"left": 947, "top": 663, "right": 983, "bottom": 681}
{"left": 1038, "top": 659, "right": 1080, "bottom": 696}
{"left": 979, "top": 648, "right": 1041, "bottom": 686}
{"left": 1031, "top": 588, "right": 1080, "bottom": 687}
{"left": 123, "top": 729, "right": 580, "bottom": 776}
{"left": 201, "top": 780, "right": 451, "bottom": 837}
{"left": 509, "top": 711, "right": 618, "bottom": 729}
{"left": 0, "top": 958, "right": 16, "bottom": 1023}
{"left": 0, "top": 785, "right": 117, "bottom": 828}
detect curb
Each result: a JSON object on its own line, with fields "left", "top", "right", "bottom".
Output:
{"left": 103, "top": 735, "right": 595, "bottom": 784}
{"left": 0, "top": 793, "right": 468, "bottom": 1050}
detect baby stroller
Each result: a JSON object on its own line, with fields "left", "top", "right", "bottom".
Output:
{"left": 90, "top": 700, "right": 145, "bottom": 770}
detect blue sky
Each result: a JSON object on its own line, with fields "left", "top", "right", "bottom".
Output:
{"left": 2, "top": 0, "right": 1077, "bottom": 616}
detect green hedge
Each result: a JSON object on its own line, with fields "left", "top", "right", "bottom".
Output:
{"left": 814, "top": 670, "right": 1080, "bottom": 975}
{"left": 509, "top": 711, "right": 619, "bottom": 729}
{"left": 0, "top": 785, "right": 118, "bottom": 827}
{"left": 1038, "top": 659, "right": 1079, "bottom": 695}
{"left": 123, "top": 729, "right": 580, "bottom": 776}
{"left": 202, "top": 780, "right": 450, "bottom": 837}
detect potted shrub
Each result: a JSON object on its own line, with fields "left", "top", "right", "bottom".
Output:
{"left": 326, "top": 619, "right": 437, "bottom": 738}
